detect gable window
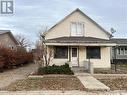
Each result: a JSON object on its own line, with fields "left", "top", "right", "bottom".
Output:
{"left": 71, "top": 22, "right": 84, "bottom": 36}
{"left": 8, "top": 45, "right": 14, "bottom": 50}
{"left": 54, "top": 46, "right": 68, "bottom": 59}
{"left": 86, "top": 47, "right": 101, "bottom": 59}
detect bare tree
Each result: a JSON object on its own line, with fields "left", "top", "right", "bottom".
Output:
{"left": 15, "top": 34, "right": 31, "bottom": 49}
{"left": 35, "top": 26, "right": 53, "bottom": 67}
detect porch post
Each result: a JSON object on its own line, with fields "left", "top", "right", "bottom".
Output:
{"left": 69, "top": 46, "right": 71, "bottom": 62}
{"left": 78, "top": 46, "right": 79, "bottom": 67}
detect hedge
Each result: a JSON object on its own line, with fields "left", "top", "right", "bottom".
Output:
{"left": 0, "top": 47, "right": 33, "bottom": 71}
{"left": 38, "top": 63, "right": 74, "bottom": 75}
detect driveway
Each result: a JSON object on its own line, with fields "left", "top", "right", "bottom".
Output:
{"left": 0, "top": 63, "right": 38, "bottom": 88}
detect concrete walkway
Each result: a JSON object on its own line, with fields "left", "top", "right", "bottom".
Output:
{"left": 76, "top": 73, "right": 110, "bottom": 91}
{"left": 0, "top": 63, "right": 38, "bottom": 88}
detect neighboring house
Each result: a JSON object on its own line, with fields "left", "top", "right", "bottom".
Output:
{"left": 0, "top": 30, "right": 19, "bottom": 50}
{"left": 111, "top": 38, "right": 127, "bottom": 62}
{"left": 43, "top": 8, "right": 116, "bottom": 69}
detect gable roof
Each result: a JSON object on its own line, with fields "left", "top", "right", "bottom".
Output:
{"left": 43, "top": 8, "right": 112, "bottom": 37}
{"left": 0, "top": 30, "right": 19, "bottom": 45}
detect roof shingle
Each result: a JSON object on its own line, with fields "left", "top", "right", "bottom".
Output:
{"left": 45, "top": 37, "right": 115, "bottom": 43}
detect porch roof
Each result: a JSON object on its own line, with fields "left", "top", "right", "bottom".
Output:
{"left": 111, "top": 38, "right": 127, "bottom": 46}
{"left": 45, "top": 37, "right": 116, "bottom": 46}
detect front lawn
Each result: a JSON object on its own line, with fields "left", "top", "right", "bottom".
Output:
{"left": 98, "top": 78, "right": 127, "bottom": 90}
{"left": 1, "top": 75, "right": 85, "bottom": 91}
{"left": 95, "top": 64, "right": 127, "bottom": 74}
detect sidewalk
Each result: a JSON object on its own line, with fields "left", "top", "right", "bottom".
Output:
{"left": 76, "top": 73, "right": 110, "bottom": 91}
{"left": 0, "top": 91, "right": 127, "bottom": 95}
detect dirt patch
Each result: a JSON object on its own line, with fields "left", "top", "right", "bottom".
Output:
{"left": 95, "top": 64, "right": 127, "bottom": 74}
{"left": 98, "top": 78, "right": 127, "bottom": 90}
{"left": 1, "top": 75, "right": 85, "bottom": 91}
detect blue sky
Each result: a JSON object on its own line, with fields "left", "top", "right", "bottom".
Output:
{"left": 0, "top": 0, "right": 127, "bottom": 44}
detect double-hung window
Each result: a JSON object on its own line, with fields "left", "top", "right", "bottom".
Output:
{"left": 71, "top": 22, "right": 84, "bottom": 36}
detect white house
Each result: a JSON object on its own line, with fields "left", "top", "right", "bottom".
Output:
{"left": 43, "top": 8, "right": 116, "bottom": 69}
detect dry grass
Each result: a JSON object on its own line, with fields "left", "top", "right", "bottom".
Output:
{"left": 95, "top": 64, "right": 127, "bottom": 74}
{"left": 1, "top": 75, "right": 85, "bottom": 91}
{"left": 98, "top": 78, "right": 127, "bottom": 90}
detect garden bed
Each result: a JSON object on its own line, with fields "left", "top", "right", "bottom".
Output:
{"left": 1, "top": 75, "right": 85, "bottom": 91}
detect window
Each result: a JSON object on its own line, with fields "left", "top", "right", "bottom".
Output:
{"left": 71, "top": 22, "right": 84, "bottom": 36}
{"left": 8, "top": 45, "right": 14, "bottom": 50}
{"left": 118, "top": 48, "right": 120, "bottom": 55}
{"left": 71, "top": 22, "right": 77, "bottom": 36}
{"left": 11, "top": 46, "right": 14, "bottom": 50}
{"left": 86, "top": 47, "right": 101, "bottom": 59}
{"left": 54, "top": 46, "right": 68, "bottom": 58}
{"left": 117, "top": 47, "right": 127, "bottom": 55}
{"left": 121, "top": 48, "right": 124, "bottom": 55}
{"left": 125, "top": 48, "right": 127, "bottom": 55}
{"left": 72, "top": 48, "right": 77, "bottom": 57}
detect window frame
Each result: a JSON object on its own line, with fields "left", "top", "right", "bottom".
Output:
{"left": 117, "top": 47, "right": 127, "bottom": 55}
{"left": 54, "top": 46, "right": 68, "bottom": 59}
{"left": 125, "top": 48, "right": 127, "bottom": 55}
{"left": 86, "top": 47, "right": 101, "bottom": 59}
{"left": 70, "top": 22, "right": 84, "bottom": 36}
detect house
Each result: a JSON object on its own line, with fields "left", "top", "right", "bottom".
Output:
{"left": 43, "top": 8, "right": 116, "bottom": 69}
{"left": 0, "top": 30, "right": 19, "bottom": 50}
{"left": 111, "top": 38, "right": 127, "bottom": 63}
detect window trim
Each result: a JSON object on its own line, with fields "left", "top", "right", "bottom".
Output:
{"left": 71, "top": 47, "right": 78, "bottom": 57}
{"left": 70, "top": 22, "right": 84, "bottom": 36}
{"left": 86, "top": 47, "right": 101, "bottom": 59}
{"left": 117, "top": 47, "right": 127, "bottom": 55}
{"left": 54, "top": 46, "right": 68, "bottom": 59}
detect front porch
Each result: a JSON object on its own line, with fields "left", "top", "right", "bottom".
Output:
{"left": 45, "top": 37, "right": 116, "bottom": 71}
{"left": 48, "top": 46, "right": 111, "bottom": 69}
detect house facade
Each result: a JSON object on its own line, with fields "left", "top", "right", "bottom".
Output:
{"left": 0, "top": 30, "right": 19, "bottom": 50}
{"left": 111, "top": 38, "right": 127, "bottom": 62}
{"left": 44, "top": 9, "right": 116, "bottom": 68}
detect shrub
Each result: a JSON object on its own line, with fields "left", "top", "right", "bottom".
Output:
{"left": 38, "top": 63, "right": 74, "bottom": 75}
{"left": 0, "top": 56, "right": 5, "bottom": 72}
{"left": 0, "top": 47, "right": 33, "bottom": 70}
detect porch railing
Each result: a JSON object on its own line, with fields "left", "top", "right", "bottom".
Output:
{"left": 84, "top": 60, "right": 94, "bottom": 74}
{"left": 68, "top": 60, "right": 94, "bottom": 74}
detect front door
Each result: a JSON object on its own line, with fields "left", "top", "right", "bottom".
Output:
{"left": 71, "top": 47, "right": 78, "bottom": 66}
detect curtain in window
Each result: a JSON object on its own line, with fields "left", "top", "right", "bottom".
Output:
{"left": 71, "top": 23, "right": 76, "bottom": 36}
{"left": 77, "top": 22, "right": 83, "bottom": 35}
{"left": 71, "top": 22, "right": 84, "bottom": 36}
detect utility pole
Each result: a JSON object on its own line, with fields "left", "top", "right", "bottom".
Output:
{"left": 110, "top": 28, "right": 117, "bottom": 72}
